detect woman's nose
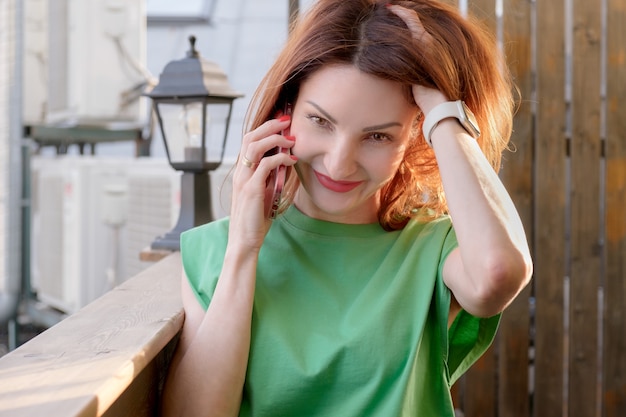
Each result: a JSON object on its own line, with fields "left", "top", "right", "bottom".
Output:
{"left": 323, "top": 136, "right": 359, "bottom": 179}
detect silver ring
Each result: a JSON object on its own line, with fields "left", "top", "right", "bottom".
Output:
{"left": 241, "top": 155, "right": 256, "bottom": 168}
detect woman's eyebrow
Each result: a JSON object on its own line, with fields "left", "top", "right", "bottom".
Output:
{"left": 306, "top": 101, "right": 337, "bottom": 124}
{"left": 306, "top": 100, "right": 402, "bottom": 132}
{"left": 362, "top": 122, "right": 402, "bottom": 132}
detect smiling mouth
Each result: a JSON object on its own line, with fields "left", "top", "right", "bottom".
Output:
{"left": 314, "top": 171, "right": 363, "bottom": 193}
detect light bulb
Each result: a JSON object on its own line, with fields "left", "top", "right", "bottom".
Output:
{"left": 180, "top": 103, "right": 208, "bottom": 161}
{"left": 181, "top": 103, "right": 207, "bottom": 147}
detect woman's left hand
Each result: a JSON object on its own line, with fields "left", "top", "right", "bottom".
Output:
{"left": 386, "top": 4, "right": 448, "bottom": 114}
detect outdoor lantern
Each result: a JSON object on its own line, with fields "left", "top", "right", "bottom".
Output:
{"left": 144, "top": 35, "right": 243, "bottom": 251}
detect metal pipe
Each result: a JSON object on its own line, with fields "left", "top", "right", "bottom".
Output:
{"left": 0, "top": 0, "right": 24, "bottom": 329}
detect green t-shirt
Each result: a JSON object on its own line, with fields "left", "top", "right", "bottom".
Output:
{"left": 181, "top": 206, "right": 500, "bottom": 416}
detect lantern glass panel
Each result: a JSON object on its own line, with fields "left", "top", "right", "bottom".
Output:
{"left": 156, "top": 101, "right": 233, "bottom": 167}
{"left": 204, "top": 102, "right": 232, "bottom": 160}
{"left": 157, "top": 102, "right": 204, "bottom": 164}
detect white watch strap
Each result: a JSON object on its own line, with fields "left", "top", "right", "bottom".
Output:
{"left": 422, "top": 100, "right": 463, "bottom": 148}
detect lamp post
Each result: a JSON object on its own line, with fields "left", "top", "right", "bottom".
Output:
{"left": 144, "top": 35, "right": 243, "bottom": 251}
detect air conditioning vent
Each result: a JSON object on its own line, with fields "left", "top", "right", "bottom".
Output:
{"left": 30, "top": 156, "right": 180, "bottom": 314}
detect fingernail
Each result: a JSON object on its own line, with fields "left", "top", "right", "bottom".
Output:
{"left": 278, "top": 115, "right": 291, "bottom": 122}
{"left": 290, "top": 155, "right": 299, "bottom": 161}
{"left": 286, "top": 135, "right": 296, "bottom": 141}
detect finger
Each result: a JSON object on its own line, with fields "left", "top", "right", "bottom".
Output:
{"left": 238, "top": 116, "right": 292, "bottom": 171}
{"left": 239, "top": 133, "right": 295, "bottom": 170}
{"left": 232, "top": 152, "right": 297, "bottom": 226}
{"left": 235, "top": 144, "right": 297, "bottom": 193}
{"left": 386, "top": 5, "right": 434, "bottom": 45}
{"left": 254, "top": 150, "right": 298, "bottom": 174}
{"left": 242, "top": 116, "right": 291, "bottom": 148}
{"left": 240, "top": 154, "right": 257, "bottom": 169}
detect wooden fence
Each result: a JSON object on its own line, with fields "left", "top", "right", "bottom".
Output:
{"left": 447, "top": 0, "right": 626, "bottom": 416}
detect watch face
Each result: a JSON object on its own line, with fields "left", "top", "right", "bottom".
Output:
{"left": 460, "top": 101, "right": 481, "bottom": 138}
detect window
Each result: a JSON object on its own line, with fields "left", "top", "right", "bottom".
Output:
{"left": 147, "top": 0, "right": 215, "bottom": 24}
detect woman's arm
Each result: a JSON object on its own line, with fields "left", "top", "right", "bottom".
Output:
{"left": 388, "top": 4, "right": 532, "bottom": 319}
{"left": 160, "top": 250, "right": 258, "bottom": 417}
{"left": 160, "top": 117, "right": 296, "bottom": 417}
{"left": 418, "top": 89, "right": 532, "bottom": 319}
{"left": 432, "top": 111, "right": 533, "bottom": 318}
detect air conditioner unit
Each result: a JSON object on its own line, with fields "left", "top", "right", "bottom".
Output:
{"left": 123, "top": 159, "right": 181, "bottom": 278}
{"left": 30, "top": 156, "right": 181, "bottom": 314}
{"left": 31, "top": 156, "right": 129, "bottom": 313}
{"left": 30, "top": 156, "right": 233, "bottom": 314}
{"left": 23, "top": 0, "right": 147, "bottom": 124}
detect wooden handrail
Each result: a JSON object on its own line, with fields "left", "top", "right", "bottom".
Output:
{"left": 0, "top": 252, "right": 184, "bottom": 417}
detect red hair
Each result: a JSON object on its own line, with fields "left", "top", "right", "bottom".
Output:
{"left": 244, "top": 0, "right": 515, "bottom": 230}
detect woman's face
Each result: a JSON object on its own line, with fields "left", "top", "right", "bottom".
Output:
{"left": 290, "top": 64, "right": 418, "bottom": 224}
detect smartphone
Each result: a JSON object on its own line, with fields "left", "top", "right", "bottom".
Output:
{"left": 267, "top": 103, "right": 292, "bottom": 219}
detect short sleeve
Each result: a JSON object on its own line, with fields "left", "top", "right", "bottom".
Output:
{"left": 435, "top": 224, "right": 501, "bottom": 386}
{"left": 447, "top": 310, "right": 500, "bottom": 384}
{"left": 180, "top": 218, "right": 230, "bottom": 310}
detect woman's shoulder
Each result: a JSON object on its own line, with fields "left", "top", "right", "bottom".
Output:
{"left": 180, "top": 218, "right": 230, "bottom": 308}
{"left": 181, "top": 217, "right": 230, "bottom": 243}
{"left": 404, "top": 211, "right": 453, "bottom": 235}
{"left": 180, "top": 217, "right": 230, "bottom": 263}
{"left": 397, "top": 213, "right": 457, "bottom": 261}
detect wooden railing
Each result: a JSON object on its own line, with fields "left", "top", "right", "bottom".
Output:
{"left": 0, "top": 253, "right": 183, "bottom": 417}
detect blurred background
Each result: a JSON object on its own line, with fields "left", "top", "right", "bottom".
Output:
{"left": 0, "top": 0, "right": 316, "bottom": 351}
{"left": 1, "top": 1, "right": 625, "bottom": 416}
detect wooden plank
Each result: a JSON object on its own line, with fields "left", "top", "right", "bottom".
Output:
{"left": 451, "top": 379, "right": 463, "bottom": 412}
{"left": 568, "top": 0, "right": 603, "bottom": 416}
{"left": 468, "top": 0, "right": 496, "bottom": 31}
{"left": 103, "top": 336, "right": 179, "bottom": 417}
{"left": 462, "top": 349, "right": 498, "bottom": 417}
{"left": 0, "top": 252, "right": 184, "bottom": 417}
{"left": 602, "top": 0, "right": 626, "bottom": 415}
{"left": 498, "top": 0, "right": 533, "bottom": 415}
{"left": 437, "top": 0, "right": 458, "bottom": 8}
{"left": 140, "top": 246, "right": 175, "bottom": 263}
{"left": 533, "top": 0, "right": 567, "bottom": 415}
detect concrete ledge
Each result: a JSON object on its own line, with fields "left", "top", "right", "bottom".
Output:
{"left": 0, "top": 252, "right": 184, "bottom": 417}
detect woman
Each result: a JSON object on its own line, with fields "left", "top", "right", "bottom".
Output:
{"left": 161, "top": 1, "right": 533, "bottom": 416}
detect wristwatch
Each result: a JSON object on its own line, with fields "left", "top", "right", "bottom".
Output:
{"left": 422, "top": 100, "right": 481, "bottom": 147}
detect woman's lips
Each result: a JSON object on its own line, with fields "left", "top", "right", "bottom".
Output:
{"left": 314, "top": 170, "right": 363, "bottom": 193}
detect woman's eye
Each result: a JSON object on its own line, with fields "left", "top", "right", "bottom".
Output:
{"left": 307, "top": 114, "right": 329, "bottom": 128}
{"left": 367, "top": 132, "right": 391, "bottom": 143}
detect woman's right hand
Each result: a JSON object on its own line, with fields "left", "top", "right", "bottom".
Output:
{"left": 161, "top": 118, "right": 296, "bottom": 417}
{"left": 228, "top": 115, "right": 297, "bottom": 251}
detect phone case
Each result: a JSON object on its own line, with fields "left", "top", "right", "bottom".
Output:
{"left": 269, "top": 103, "right": 292, "bottom": 219}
